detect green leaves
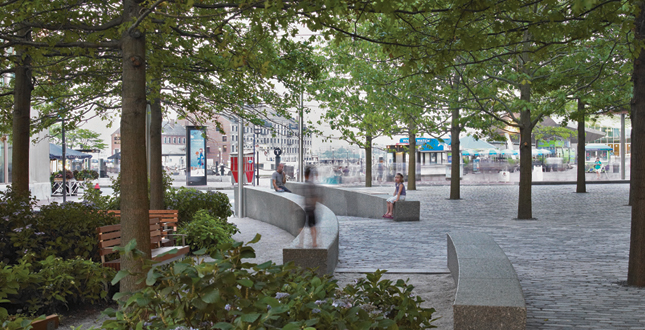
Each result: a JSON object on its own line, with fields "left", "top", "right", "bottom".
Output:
{"left": 98, "top": 239, "right": 436, "bottom": 330}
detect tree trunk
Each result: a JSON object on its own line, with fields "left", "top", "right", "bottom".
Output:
{"left": 517, "top": 31, "right": 533, "bottom": 220}
{"left": 576, "top": 100, "right": 586, "bottom": 193}
{"left": 630, "top": 123, "right": 634, "bottom": 206}
{"left": 517, "top": 113, "right": 533, "bottom": 219}
{"left": 365, "top": 135, "right": 372, "bottom": 187}
{"left": 407, "top": 124, "right": 416, "bottom": 190}
{"left": 450, "top": 106, "right": 461, "bottom": 199}
{"left": 149, "top": 95, "right": 163, "bottom": 209}
{"left": 11, "top": 27, "right": 32, "bottom": 197}
{"left": 119, "top": 0, "right": 151, "bottom": 294}
{"left": 628, "top": 1, "right": 645, "bottom": 287}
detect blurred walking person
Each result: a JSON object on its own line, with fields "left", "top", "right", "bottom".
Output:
{"left": 300, "top": 166, "right": 319, "bottom": 247}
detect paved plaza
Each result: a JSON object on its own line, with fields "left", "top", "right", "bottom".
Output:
{"left": 334, "top": 183, "right": 645, "bottom": 329}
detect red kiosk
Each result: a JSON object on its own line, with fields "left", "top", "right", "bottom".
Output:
{"left": 230, "top": 152, "right": 254, "bottom": 184}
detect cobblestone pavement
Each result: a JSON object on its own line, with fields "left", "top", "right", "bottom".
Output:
{"left": 337, "top": 184, "right": 645, "bottom": 329}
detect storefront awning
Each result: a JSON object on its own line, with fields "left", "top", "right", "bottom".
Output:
{"left": 49, "top": 144, "right": 92, "bottom": 160}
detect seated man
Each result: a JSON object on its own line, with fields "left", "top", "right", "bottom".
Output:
{"left": 272, "top": 163, "right": 292, "bottom": 192}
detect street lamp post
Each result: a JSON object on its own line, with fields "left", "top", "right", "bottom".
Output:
{"left": 61, "top": 116, "right": 67, "bottom": 204}
{"left": 331, "top": 147, "right": 335, "bottom": 165}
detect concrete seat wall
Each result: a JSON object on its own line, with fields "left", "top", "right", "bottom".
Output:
{"left": 285, "top": 182, "right": 387, "bottom": 219}
{"left": 447, "top": 232, "right": 526, "bottom": 330}
{"left": 235, "top": 186, "right": 339, "bottom": 275}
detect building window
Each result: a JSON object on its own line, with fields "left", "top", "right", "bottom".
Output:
{"left": 174, "top": 138, "right": 177, "bottom": 143}
{"left": 223, "top": 136, "right": 227, "bottom": 142}
{"left": 223, "top": 146, "right": 227, "bottom": 152}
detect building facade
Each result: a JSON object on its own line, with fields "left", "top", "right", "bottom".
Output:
{"left": 110, "top": 128, "right": 120, "bottom": 155}
{"left": 229, "top": 110, "right": 313, "bottom": 170}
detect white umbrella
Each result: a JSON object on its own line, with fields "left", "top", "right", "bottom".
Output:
{"left": 481, "top": 148, "right": 498, "bottom": 156}
{"left": 501, "top": 149, "right": 518, "bottom": 156}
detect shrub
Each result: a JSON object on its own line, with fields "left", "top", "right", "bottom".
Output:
{"left": 0, "top": 187, "right": 41, "bottom": 265}
{"left": 74, "top": 169, "right": 99, "bottom": 181}
{"left": 166, "top": 187, "right": 233, "bottom": 226}
{"left": 179, "top": 209, "right": 239, "bottom": 254}
{"left": 0, "top": 189, "right": 119, "bottom": 265}
{"left": 81, "top": 181, "right": 118, "bottom": 211}
{"left": 101, "top": 238, "right": 436, "bottom": 330}
{"left": 31, "top": 202, "right": 119, "bottom": 261}
{"left": 0, "top": 256, "right": 115, "bottom": 316}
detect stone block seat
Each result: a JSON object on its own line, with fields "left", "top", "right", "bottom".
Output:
{"left": 447, "top": 232, "right": 526, "bottom": 330}
{"left": 392, "top": 200, "right": 420, "bottom": 221}
{"left": 235, "top": 186, "right": 339, "bottom": 276}
{"left": 285, "top": 182, "right": 420, "bottom": 221}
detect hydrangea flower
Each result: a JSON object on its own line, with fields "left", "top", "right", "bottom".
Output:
{"left": 275, "top": 292, "right": 290, "bottom": 299}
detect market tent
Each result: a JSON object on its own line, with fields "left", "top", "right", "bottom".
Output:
{"left": 49, "top": 144, "right": 92, "bottom": 160}
{"left": 459, "top": 136, "right": 497, "bottom": 150}
{"left": 108, "top": 152, "right": 120, "bottom": 160}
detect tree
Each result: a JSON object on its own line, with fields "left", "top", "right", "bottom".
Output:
{"left": 628, "top": 0, "right": 645, "bottom": 287}
{"left": 49, "top": 124, "right": 108, "bottom": 151}
{"left": 1, "top": 0, "right": 322, "bottom": 294}
{"left": 311, "top": 40, "right": 396, "bottom": 187}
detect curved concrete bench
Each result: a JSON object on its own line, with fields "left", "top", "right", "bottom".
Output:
{"left": 235, "top": 186, "right": 338, "bottom": 275}
{"left": 285, "top": 182, "right": 419, "bottom": 221}
{"left": 447, "top": 232, "right": 526, "bottom": 330}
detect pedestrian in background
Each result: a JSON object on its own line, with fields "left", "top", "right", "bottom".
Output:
{"left": 383, "top": 172, "right": 406, "bottom": 219}
{"left": 594, "top": 157, "right": 602, "bottom": 179}
{"left": 272, "top": 163, "right": 291, "bottom": 192}
{"left": 299, "top": 166, "right": 319, "bottom": 247}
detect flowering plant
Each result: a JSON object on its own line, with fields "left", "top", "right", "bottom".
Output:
{"left": 101, "top": 237, "right": 436, "bottom": 330}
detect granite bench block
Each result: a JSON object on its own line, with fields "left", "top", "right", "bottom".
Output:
{"left": 392, "top": 200, "right": 420, "bottom": 221}
{"left": 447, "top": 232, "right": 526, "bottom": 330}
{"left": 283, "top": 203, "right": 339, "bottom": 276}
{"left": 238, "top": 186, "right": 339, "bottom": 276}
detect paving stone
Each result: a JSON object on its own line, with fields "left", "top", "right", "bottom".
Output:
{"left": 336, "top": 184, "right": 645, "bottom": 329}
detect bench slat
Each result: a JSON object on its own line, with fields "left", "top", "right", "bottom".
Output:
{"left": 98, "top": 211, "right": 184, "bottom": 269}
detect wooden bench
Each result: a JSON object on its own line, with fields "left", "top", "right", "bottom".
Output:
{"left": 31, "top": 315, "right": 59, "bottom": 330}
{"left": 97, "top": 217, "right": 189, "bottom": 271}
{"left": 107, "top": 210, "right": 181, "bottom": 246}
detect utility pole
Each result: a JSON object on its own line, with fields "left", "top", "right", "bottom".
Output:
{"left": 237, "top": 116, "right": 244, "bottom": 218}
{"left": 299, "top": 90, "right": 304, "bottom": 182}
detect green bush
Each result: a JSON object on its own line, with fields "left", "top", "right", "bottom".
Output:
{"left": 166, "top": 188, "right": 233, "bottom": 226}
{"left": 101, "top": 238, "right": 436, "bottom": 330}
{"left": 0, "top": 256, "right": 115, "bottom": 316}
{"left": 0, "top": 187, "right": 119, "bottom": 265}
{"left": 81, "top": 181, "right": 118, "bottom": 211}
{"left": 0, "top": 187, "right": 39, "bottom": 265}
{"left": 74, "top": 169, "right": 99, "bottom": 181}
{"left": 27, "top": 201, "right": 117, "bottom": 262}
{"left": 179, "top": 209, "right": 239, "bottom": 254}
